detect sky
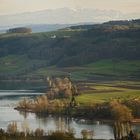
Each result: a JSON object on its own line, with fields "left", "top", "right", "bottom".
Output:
{"left": 0, "top": 0, "right": 140, "bottom": 15}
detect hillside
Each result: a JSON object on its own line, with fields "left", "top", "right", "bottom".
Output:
{"left": 0, "top": 19, "right": 140, "bottom": 81}
{"left": 0, "top": 24, "right": 77, "bottom": 34}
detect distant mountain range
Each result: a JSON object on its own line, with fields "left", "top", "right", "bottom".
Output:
{"left": 0, "top": 24, "right": 76, "bottom": 33}
{"left": 0, "top": 8, "right": 139, "bottom": 28}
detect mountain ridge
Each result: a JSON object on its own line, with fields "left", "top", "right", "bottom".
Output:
{"left": 0, "top": 8, "right": 139, "bottom": 26}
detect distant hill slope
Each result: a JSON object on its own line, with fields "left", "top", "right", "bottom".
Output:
{"left": 0, "top": 19, "right": 140, "bottom": 80}
{"left": 7, "top": 27, "right": 32, "bottom": 33}
{"left": 0, "top": 24, "right": 76, "bottom": 34}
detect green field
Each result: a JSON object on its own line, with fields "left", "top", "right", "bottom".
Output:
{"left": 76, "top": 81, "right": 140, "bottom": 104}
{"left": 44, "top": 60, "right": 140, "bottom": 80}
{"left": 0, "top": 55, "right": 47, "bottom": 75}
{"left": 0, "top": 54, "right": 140, "bottom": 81}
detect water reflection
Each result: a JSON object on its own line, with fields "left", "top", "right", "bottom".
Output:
{"left": 113, "top": 122, "right": 132, "bottom": 139}
{"left": 33, "top": 113, "right": 114, "bottom": 139}
{"left": 0, "top": 90, "right": 116, "bottom": 139}
{"left": 19, "top": 111, "right": 29, "bottom": 119}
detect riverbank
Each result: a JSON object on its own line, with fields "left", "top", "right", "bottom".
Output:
{"left": 15, "top": 106, "right": 140, "bottom": 125}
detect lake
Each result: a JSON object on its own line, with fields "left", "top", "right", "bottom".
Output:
{"left": 0, "top": 91, "right": 114, "bottom": 139}
{"left": 0, "top": 81, "right": 139, "bottom": 139}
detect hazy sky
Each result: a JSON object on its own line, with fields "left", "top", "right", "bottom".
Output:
{"left": 0, "top": 0, "right": 140, "bottom": 15}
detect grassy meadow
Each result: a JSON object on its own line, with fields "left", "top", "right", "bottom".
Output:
{"left": 76, "top": 81, "right": 140, "bottom": 105}
{"left": 48, "top": 60, "right": 140, "bottom": 80}
{"left": 1, "top": 58, "right": 139, "bottom": 80}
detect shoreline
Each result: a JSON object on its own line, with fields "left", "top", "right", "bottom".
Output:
{"left": 15, "top": 107, "right": 140, "bottom": 124}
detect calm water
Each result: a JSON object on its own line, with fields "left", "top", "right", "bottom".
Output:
{"left": 0, "top": 82, "right": 140, "bottom": 139}
{"left": 0, "top": 82, "right": 139, "bottom": 139}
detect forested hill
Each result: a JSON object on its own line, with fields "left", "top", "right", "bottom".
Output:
{"left": 0, "top": 19, "right": 140, "bottom": 80}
